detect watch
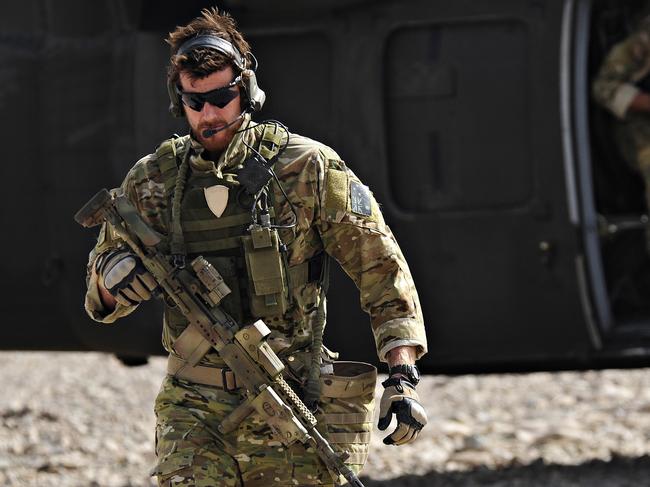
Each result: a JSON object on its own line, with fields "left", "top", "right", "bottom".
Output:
{"left": 388, "top": 364, "right": 420, "bottom": 386}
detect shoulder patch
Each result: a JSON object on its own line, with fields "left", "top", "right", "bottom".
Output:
{"left": 350, "top": 181, "right": 372, "bottom": 217}
{"left": 324, "top": 168, "right": 348, "bottom": 211}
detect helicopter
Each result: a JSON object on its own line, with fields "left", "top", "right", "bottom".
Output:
{"left": 4, "top": 0, "right": 650, "bottom": 374}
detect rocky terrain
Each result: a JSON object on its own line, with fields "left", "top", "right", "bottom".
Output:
{"left": 2, "top": 352, "right": 650, "bottom": 486}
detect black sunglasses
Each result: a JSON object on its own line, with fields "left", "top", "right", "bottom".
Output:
{"left": 176, "top": 79, "right": 240, "bottom": 112}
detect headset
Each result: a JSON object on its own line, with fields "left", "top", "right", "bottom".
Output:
{"left": 167, "top": 34, "right": 266, "bottom": 118}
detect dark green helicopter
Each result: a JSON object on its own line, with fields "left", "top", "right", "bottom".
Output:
{"left": 4, "top": 0, "right": 650, "bottom": 373}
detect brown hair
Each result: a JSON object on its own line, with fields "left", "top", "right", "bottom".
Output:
{"left": 166, "top": 7, "right": 251, "bottom": 85}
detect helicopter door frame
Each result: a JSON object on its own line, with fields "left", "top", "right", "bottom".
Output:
{"left": 560, "top": 0, "right": 608, "bottom": 348}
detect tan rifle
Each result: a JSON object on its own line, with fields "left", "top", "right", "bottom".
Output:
{"left": 75, "top": 188, "right": 364, "bottom": 487}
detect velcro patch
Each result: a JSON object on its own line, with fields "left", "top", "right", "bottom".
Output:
{"left": 350, "top": 181, "right": 372, "bottom": 217}
{"left": 324, "top": 169, "right": 348, "bottom": 211}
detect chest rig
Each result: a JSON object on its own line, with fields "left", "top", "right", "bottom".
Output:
{"left": 156, "top": 124, "right": 319, "bottom": 366}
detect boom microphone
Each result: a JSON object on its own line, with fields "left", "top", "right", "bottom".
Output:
{"left": 202, "top": 111, "right": 246, "bottom": 138}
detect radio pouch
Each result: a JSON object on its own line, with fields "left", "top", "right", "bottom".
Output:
{"left": 242, "top": 226, "right": 289, "bottom": 317}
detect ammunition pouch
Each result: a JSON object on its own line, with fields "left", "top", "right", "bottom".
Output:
{"left": 242, "top": 226, "right": 289, "bottom": 317}
{"left": 317, "top": 362, "right": 377, "bottom": 470}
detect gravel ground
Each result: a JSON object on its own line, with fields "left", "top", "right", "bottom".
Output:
{"left": 2, "top": 352, "right": 650, "bottom": 486}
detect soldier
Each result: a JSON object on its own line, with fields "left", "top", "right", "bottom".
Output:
{"left": 84, "top": 8, "right": 427, "bottom": 487}
{"left": 593, "top": 6, "right": 650, "bottom": 250}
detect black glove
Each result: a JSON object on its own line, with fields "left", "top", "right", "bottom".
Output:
{"left": 378, "top": 376, "right": 428, "bottom": 446}
{"left": 96, "top": 249, "right": 157, "bottom": 306}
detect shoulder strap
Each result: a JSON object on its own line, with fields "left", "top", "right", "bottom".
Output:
{"left": 155, "top": 135, "right": 191, "bottom": 194}
{"left": 257, "top": 122, "right": 286, "bottom": 162}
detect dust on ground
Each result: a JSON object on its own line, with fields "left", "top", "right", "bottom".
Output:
{"left": 2, "top": 352, "right": 650, "bottom": 486}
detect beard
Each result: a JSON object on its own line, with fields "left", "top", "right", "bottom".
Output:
{"left": 193, "top": 115, "right": 244, "bottom": 154}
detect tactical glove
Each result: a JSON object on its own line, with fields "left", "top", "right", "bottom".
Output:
{"left": 378, "top": 376, "right": 428, "bottom": 446}
{"left": 96, "top": 249, "right": 157, "bottom": 306}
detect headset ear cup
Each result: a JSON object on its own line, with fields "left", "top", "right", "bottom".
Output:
{"left": 167, "top": 78, "right": 184, "bottom": 118}
{"left": 240, "top": 69, "right": 266, "bottom": 112}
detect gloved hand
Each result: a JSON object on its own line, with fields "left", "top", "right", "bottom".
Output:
{"left": 96, "top": 249, "right": 157, "bottom": 306}
{"left": 378, "top": 376, "right": 428, "bottom": 445}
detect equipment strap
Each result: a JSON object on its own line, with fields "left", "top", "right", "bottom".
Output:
{"left": 258, "top": 123, "right": 285, "bottom": 161}
{"left": 186, "top": 236, "right": 243, "bottom": 253}
{"left": 155, "top": 136, "right": 189, "bottom": 194}
{"left": 170, "top": 144, "right": 192, "bottom": 263}
{"left": 322, "top": 411, "right": 374, "bottom": 425}
{"left": 303, "top": 253, "right": 331, "bottom": 409}
{"left": 183, "top": 212, "right": 252, "bottom": 232}
{"left": 342, "top": 452, "right": 369, "bottom": 466}
{"left": 327, "top": 432, "right": 371, "bottom": 444}
{"left": 167, "top": 354, "right": 239, "bottom": 390}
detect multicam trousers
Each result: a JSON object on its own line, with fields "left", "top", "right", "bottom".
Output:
{"left": 151, "top": 362, "right": 377, "bottom": 487}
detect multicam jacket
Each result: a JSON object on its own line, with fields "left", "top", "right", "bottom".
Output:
{"left": 85, "top": 116, "right": 427, "bottom": 367}
{"left": 593, "top": 16, "right": 650, "bottom": 119}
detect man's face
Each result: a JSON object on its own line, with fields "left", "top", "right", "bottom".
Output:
{"left": 179, "top": 66, "right": 243, "bottom": 153}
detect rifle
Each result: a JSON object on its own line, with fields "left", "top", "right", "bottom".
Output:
{"left": 75, "top": 188, "right": 364, "bottom": 487}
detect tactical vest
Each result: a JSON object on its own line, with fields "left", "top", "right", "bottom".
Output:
{"left": 153, "top": 126, "right": 323, "bottom": 364}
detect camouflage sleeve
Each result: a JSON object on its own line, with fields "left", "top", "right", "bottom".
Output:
{"left": 592, "top": 26, "right": 650, "bottom": 119}
{"left": 314, "top": 149, "right": 427, "bottom": 362}
{"left": 83, "top": 153, "right": 161, "bottom": 323}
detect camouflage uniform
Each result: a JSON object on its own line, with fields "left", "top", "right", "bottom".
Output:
{"left": 85, "top": 117, "right": 427, "bottom": 486}
{"left": 593, "top": 16, "right": 650, "bottom": 219}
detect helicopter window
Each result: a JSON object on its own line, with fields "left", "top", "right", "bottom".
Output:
{"left": 384, "top": 20, "right": 532, "bottom": 213}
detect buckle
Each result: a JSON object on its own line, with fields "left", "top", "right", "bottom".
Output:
{"left": 172, "top": 254, "right": 186, "bottom": 269}
{"left": 221, "top": 367, "right": 238, "bottom": 392}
